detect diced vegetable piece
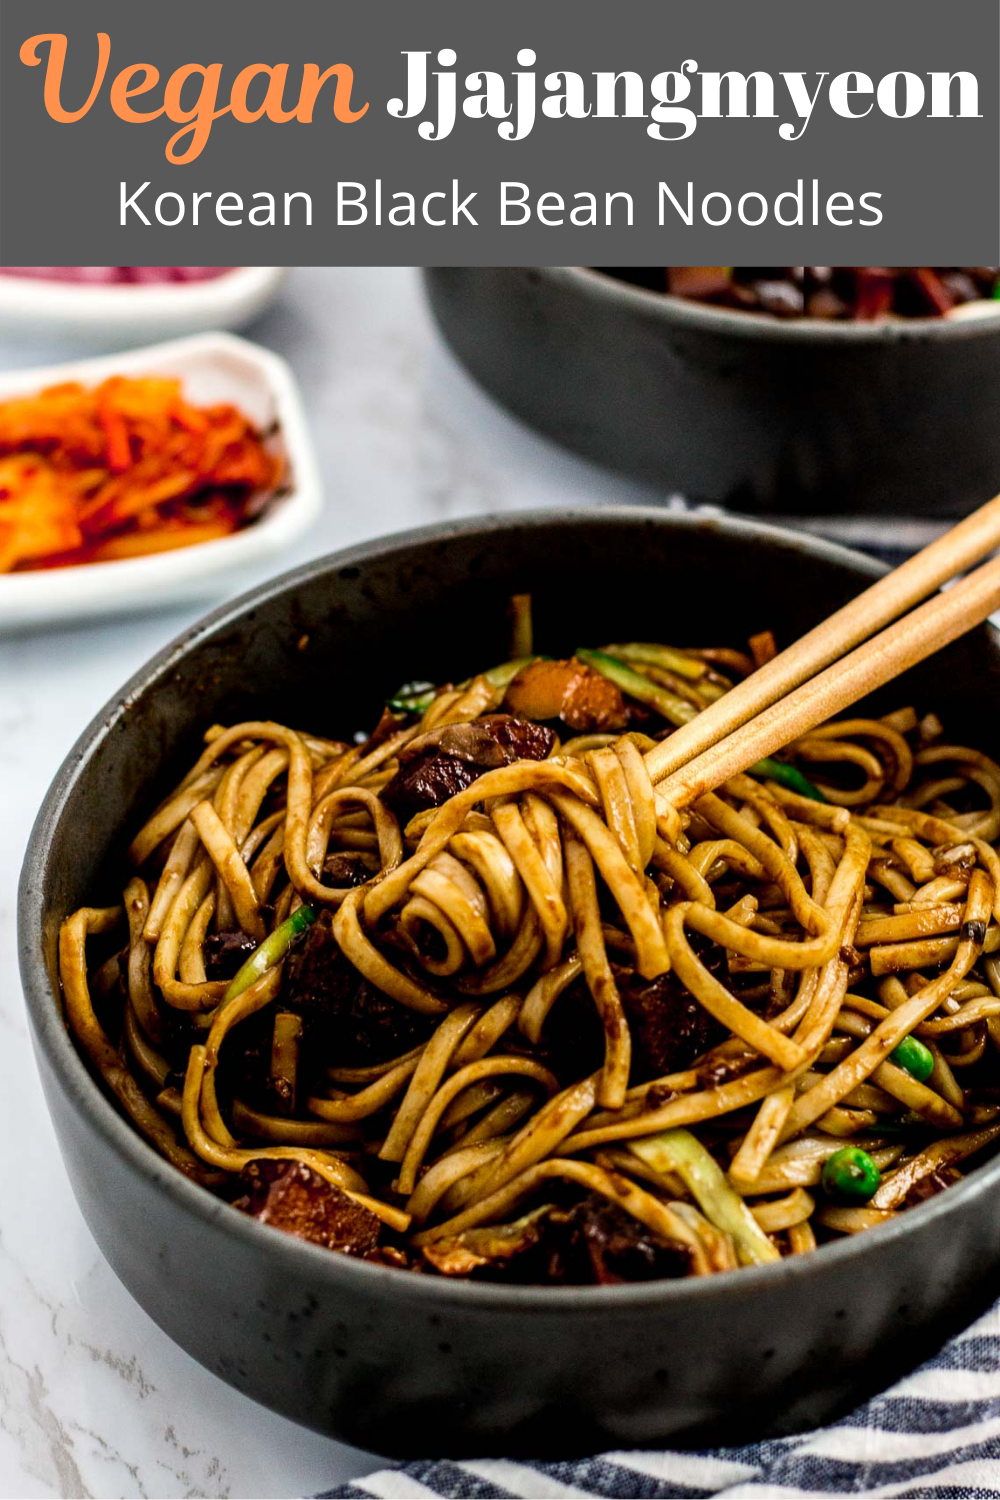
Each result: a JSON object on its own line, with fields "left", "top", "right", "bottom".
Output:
{"left": 911, "top": 267, "right": 954, "bottom": 317}
{"left": 381, "top": 715, "right": 556, "bottom": 819}
{"left": 505, "top": 658, "right": 628, "bottom": 732}
{"left": 576, "top": 648, "right": 698, "bottom": 728}
{"left": 509, "top": 594, "right": 533, "bottom": 659}
{"left": 855, "top": 268, "right": 895, "bottom": 320}
{"left": 668, "top": 267, "right": 732, "bottom": 300}
{"left": 629, "top": 1129, "right": 780, "bottom": 1265}
{"left": 748, "top": 630, "right": 777, "bottom": 667}
{"left": 225, "top": 905, "right": 316, "bottom": 1001}
{"left": 233, "top": 1160, "right": 383, "bottom": 1256}
{"left": 421, "top": 1206, "right": 552, "bottom": 1276}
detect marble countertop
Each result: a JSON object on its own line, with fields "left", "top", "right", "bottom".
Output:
{"left": 0, "top": 267, "right": 662, "bottom": 1499}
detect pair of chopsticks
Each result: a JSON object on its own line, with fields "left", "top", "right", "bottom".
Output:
{"left": 646, "top": 494, "right": 1000, "bottom": 808}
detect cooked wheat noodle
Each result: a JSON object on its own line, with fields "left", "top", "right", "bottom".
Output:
{"left": 397, "top": 1056, "right": 558, "bottom": 1196}
{"left": 59, "top": 608, "right": 1000, "bottom": 1282}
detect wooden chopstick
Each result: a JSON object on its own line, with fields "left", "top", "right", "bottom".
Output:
{"left": 653, "top": 553, "right": 1000, "bottom": 810}
{"left": 644, "top": 491, "right": 1000, "bottom": 786}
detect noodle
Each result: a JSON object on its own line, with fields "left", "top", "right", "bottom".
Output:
{"left": 58, "top": 602, "right": 1000, "bottom": 1284}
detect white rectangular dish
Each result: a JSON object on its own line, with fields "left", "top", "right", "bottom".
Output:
{"left": 0, "top": 267, "right": 287, "bottom": 346}
{"left": 0, "top": 331, "right": 322, "bottom": 631}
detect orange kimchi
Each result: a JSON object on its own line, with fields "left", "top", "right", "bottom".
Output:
{"left": 0, "top": 375, "right": 283, "bottom": 573}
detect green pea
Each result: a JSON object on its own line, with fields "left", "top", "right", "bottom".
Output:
{"left": 889, "top": 1035, "right": 935, "bottom": 1083}
{"left": 821, "top": 1147, "right": 881, "bottom": 1203}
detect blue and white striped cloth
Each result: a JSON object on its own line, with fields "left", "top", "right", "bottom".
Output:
{"left": 324, "top": 1284, "right": 1000, "bottom": 1498}
{"left": 323, "top": 511, "right": 1000, "bottom": 1500}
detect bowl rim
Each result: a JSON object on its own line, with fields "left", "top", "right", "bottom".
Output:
{"left": 556, "top": 266, "right": 1000, "bottom": 344}
{"left": 19, "top": 504, "right": 1000, "bottom": 1312}
{"left": 0, "top": 266, "right": 287, "bottom": 328}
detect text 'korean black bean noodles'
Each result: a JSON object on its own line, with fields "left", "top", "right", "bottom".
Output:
{"left": 60, "top": 596, "right": 1000, "bottom": 1284}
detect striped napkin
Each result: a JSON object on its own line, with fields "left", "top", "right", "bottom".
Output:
{"left": 324, "top": 1301, "right": 1000, "bottom": 1498}
{"left": 323, "top": 510, "right": 1000, "bottom": 1500}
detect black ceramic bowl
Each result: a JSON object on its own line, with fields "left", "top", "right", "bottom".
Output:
{"left": 18, "top": 510, "right": 1000, "bottom": 1456}
{"left": 425, "top": 267, "right": 1000, "bottom": 517}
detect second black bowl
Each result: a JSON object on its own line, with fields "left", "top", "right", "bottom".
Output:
{"left": 425, "top": 267, "right": 1000, "bottom": 516}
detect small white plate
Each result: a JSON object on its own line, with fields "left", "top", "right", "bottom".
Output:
{"left": 0, "top": 331, "right": 322, "bottom": 631}
{"left": 0, "top": 267, "right": 287, "bottom": 346}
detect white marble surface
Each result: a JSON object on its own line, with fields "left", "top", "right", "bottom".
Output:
{"left": 0, "top": 267, "right": 661, "bottom": 1499}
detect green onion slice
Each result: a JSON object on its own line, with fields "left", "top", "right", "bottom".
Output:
{"left": 576, "top": 648, "right": 698, "bottom": 728}
{"left": 387, "top": 680, "right": 437, "bottom": 713}
{"left": 602, "top": 642, "right": 707, "bottom": 681}
{"left": 224, "top": 904, "right": 316, "bottom": 1001}
{"left": 750, "top": 757, "right": 827, "bottom": 802}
